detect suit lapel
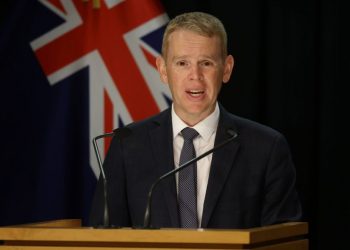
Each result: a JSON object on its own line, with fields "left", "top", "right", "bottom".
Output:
{"left": 148, "top": 110, "right": 180, "bottom": 227}
{"left": 201, "top": 108, "right": 240, "bottom": 228}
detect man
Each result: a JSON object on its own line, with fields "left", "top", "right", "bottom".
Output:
{"left": 89, "top": 12, "right": 302, "bottom": 229}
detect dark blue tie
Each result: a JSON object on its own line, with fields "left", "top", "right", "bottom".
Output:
{"left": 178, "top": 127, "right": 199, "bottom": 228}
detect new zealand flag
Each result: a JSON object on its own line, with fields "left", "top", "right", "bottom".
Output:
{"left": 0, "top": 0, "right": 170, "bottom": 226}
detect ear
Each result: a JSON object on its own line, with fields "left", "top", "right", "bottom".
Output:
{"left": 222, "top": 55, "right": 234, "bottom": 84}
{"left": 156, "top": 56, "right": 168, "bottom": 84}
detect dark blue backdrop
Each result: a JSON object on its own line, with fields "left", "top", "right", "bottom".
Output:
{"left": 0, "top": 1, "right": 96, "bottom": 225}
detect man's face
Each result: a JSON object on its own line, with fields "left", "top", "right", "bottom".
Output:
{"left": 157, "top": 29, "right": 234, "bottom": 125}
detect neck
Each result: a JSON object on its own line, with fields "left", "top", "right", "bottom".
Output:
{"left": 174, "top": 107, "right": 217, "bottom": 127}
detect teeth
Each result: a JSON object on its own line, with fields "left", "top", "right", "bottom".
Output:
{"left": 188, "top": 90, "right": 204, "bottom": 94}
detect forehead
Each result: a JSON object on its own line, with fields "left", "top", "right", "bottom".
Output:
{"left": 166, "top": 30, "right": 221, "bottom": 58}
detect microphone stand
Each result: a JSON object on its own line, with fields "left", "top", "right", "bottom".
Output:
{"left": 92, "top": 131, "right": 115, "bottom": 228}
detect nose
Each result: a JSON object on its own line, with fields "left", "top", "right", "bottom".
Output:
{"left": 189, "top": 65, "right": 203, "bottom": 81}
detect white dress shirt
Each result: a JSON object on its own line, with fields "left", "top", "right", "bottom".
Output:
{"left": 172, "top": 103, "right": 219, "bottom": 227}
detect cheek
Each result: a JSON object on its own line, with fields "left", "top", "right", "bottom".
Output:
{"left": 167, "top": 73, "right": 183, "bottom": 89}
{"left": 210, "top": 82, "right": 223, "bottom": 98}
{"left": 167, "top": 80, "right": 181, "bottom": 98}
{"left": 208, "top": 74, "right": 223, "bottom": 92}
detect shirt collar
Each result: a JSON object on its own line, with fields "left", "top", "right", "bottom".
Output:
{"left": 171, "top": 103, "right": 220, "bottom": 142}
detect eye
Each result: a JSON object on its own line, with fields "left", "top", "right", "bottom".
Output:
{"left": 200, "top": 60, "right": 214, "bottom": 67}
{"left": 176, "top": 60, "right": 188, "bottom": 67}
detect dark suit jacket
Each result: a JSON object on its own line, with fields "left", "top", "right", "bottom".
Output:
{"left": 89, "top": 105, "right": 302, "bottom": 228}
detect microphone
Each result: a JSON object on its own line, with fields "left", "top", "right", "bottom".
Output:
{"left": 143, "top": 129, "right": 238, "bottom": 229}
{"left": 92, "top": 129, "right": 116, "bottom": 228}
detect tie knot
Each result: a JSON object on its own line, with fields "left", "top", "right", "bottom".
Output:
{"left": 181, "top": 127, "right": 199, "bottom": 141}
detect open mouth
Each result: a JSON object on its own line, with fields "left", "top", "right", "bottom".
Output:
{"left": 186, "top": 90, "right": 205, "bottom": 97}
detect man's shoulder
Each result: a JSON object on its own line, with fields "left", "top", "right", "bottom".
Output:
{"left": 116, "top": 108, "right": 171, "bottom": 136}
{"left": 220, "top": 107, "right": 285, "bottom": 142}
{"left": 129, "top": 108, "right": 170, "bottom": 127}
